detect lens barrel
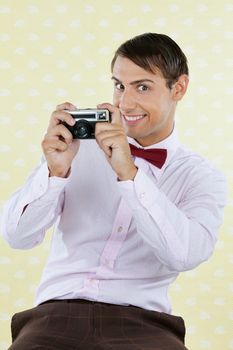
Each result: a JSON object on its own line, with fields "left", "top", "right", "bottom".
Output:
{"left": 74, "top": 120, "right": 92, "bottom": 139}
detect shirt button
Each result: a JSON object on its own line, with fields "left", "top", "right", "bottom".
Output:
{"left": 117, "top": 226, "right": 123, "bottom": 233}
{"left": 88, "top": 279, "right": 97, "bottom": 286}
{"left": 139, "top": 192, "right": 145, "bottom": 199}
{"left": 104, "top": 258, "right": 111, "bottom": 267}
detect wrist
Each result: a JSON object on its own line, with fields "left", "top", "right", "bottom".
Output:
{"left": 117, "top": 166, "right": 138, "bottom": 181}
{"left": 48, "top": 167, "right": 71, "bottom": 178}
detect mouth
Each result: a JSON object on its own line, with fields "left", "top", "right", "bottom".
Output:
{"left": 122, "top": 114, "right": 146, "bottom": 125}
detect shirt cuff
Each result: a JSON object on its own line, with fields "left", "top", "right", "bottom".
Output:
{"left": 29, "top": 162, "right": 68, "bottom": 202}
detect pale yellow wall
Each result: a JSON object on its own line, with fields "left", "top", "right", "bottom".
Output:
{"left": 0, "top": 1, "right": 232, "bottom": 349}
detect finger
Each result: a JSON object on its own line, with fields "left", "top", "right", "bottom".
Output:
{"left": 97, "top": 103, "right": 122, "bottom": 125}
{"left": 56, "top": 102, "right": 77, "bottom": 112}
{"left": 96, "top": 127, "right": 126, "bottom": 153}
{"left": 47, "top": 124, "right": 73, "bottom": 144}
{"left": 98, "top": 132, "right": 129, "bottom": 158}
{"left": 95, "top": 131, "right": 125, "bottom": 147}
{"left": 96, "top": 135, "right": 112, "bottom": 158}
{"left": 48, "top": 110, "right": 76, "bottom": 131}
{"left": 42, "top": 137, "right": 69, "bottom": 154}
{"left": 95, "top": 122, "right": 123, "bottom": 135}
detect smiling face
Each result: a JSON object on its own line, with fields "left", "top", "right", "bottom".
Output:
{"left": 112, "top": 56, "right": 188, "bottom": 146}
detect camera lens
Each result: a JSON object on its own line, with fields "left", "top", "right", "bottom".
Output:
{"left": 74, "top": 120, "right": 91, "bottom": 139}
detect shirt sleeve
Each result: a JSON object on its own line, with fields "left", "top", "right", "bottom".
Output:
{"left": 117, "top": 165, "right": 227, "bottom": 272}
{"left": 0, "top": 158, "right": 68, "bottom": 249}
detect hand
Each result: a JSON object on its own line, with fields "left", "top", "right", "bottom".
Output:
{"left": 41, "top": 102, "right": 80, "bottom": 178}
{"left": 95, "top": 103, "right": 137, "bottom": 181}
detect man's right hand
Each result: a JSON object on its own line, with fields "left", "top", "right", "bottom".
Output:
{"left": 41, "top": 102, "right": 80, "bottom": 178}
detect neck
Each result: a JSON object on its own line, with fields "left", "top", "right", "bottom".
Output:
{"left": 135, "top": 124, "right": 175, "bottom": 147}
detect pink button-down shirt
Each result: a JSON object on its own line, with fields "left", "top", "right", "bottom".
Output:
{"left": 1, "top": 129, "right": 227, "bottom": 313}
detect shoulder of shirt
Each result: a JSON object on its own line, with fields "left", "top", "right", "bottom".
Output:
{"left": 168, "top": 143, "right": 226, "bottom": 182}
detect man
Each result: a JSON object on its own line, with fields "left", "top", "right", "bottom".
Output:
{"left": 1, "top": 33, "right": 226, "bottom": 349}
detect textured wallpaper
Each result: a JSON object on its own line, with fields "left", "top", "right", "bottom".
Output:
{"left": 0, "top": 1, "right": 232, "bottom": 349}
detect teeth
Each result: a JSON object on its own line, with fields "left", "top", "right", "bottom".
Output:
{"left": 124, "top": 115, "right": 145, "bottom": 121}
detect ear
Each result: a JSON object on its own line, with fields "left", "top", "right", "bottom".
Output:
{"left": 171, "top": 74, "right": 189, "bottom": 101}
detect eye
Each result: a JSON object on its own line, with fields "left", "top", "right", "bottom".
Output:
{"left": 138, "top": 84, "right": 149, "bottom": 92}
{"left": 114, "top": 82, "right": 124, "bottom": 91}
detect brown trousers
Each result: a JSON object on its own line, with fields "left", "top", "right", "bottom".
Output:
{"left": 9, "top": 299, "right": 188, "bottom": 350}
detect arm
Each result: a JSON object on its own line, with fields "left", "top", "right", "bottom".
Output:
{"left": 95, "top": 103, "right": 227, "bottom": 273}
{"left": 1, "top": 102, "right": 80, "bottom": 249}
{"left": 1, "top": 159, "right": 67, "bottom": 249}
{"left": 118, "top": 165, "right": 227, "bottom": 272}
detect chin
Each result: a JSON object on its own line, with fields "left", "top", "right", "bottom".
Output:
{"left": 127, "top": 131, "right": 144, "bottom": 142}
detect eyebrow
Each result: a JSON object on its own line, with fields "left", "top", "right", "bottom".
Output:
{"left": 111, "top": 76, "right": 155, "bottom": 85}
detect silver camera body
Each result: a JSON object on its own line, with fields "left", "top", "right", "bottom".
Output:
{"left": 64, "top": 109, "right": 111, "bottom": 139}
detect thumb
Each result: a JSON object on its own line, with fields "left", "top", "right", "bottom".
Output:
{"left": 97, "top": 103, "right": 122, "bottom": 125}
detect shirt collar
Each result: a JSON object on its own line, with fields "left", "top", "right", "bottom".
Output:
{"left": 127, "top": 126, "right": 180, "bottom": 179}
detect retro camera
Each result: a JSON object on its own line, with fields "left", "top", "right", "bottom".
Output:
{"left": 63, "top": 109, "right": 111, "bottom": 139}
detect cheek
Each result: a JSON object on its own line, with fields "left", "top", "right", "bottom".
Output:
{"left": 112, "top": 93, "right": 119, "bottom": 107}
{"left": 146, "top": 94, "right": 167, "bottom": 115}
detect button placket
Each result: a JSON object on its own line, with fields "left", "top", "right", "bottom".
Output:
{"left": 97, "top": 198, "right": 132, "bottom": 274}
{"left": 81, "top": 277, "right": 100, "bottom": 300}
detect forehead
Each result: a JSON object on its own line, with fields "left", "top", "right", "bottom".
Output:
{"left": 112, "top": 56, "right": 163, "bottom": 82}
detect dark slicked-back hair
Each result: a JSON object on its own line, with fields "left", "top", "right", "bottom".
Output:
{"left": 111, "top": 33, "right": 189, "bottom": 89}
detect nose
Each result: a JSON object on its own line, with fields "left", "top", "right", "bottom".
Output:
{"left": 118, "top": 89, "right": 137, "bottom": 112}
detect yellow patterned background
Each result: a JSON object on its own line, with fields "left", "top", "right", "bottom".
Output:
{"left": 0, "top": 1, "right": 232, "bottom": 349}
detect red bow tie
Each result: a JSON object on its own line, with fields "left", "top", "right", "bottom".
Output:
{"left": 129, "top": 144, "right": 167, "bottom": 169}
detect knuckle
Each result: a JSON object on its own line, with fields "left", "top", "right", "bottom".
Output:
{"left": 51, "top": 110, "right": 57, "bottom": 118}
{"left": 56, "top": 102, "right": 73, "bottom": 111}
{"left": 41, "top": 138, "right": 49, "bottom": 151}
{"left": 60, "top": 141, "right": 68, "bottom": 151}
{"left": 41, "top": 139, "right": 46, "bottom": 148}
{"left": 60, "top": 124, "right": 70, "bottom": 135}
{"left": 42, "top": 133, "right": 50, "bottom": 143}
{"left": 57, "top": 123, "right": 64, "bottom": 132}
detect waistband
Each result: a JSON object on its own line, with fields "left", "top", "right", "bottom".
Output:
{"left": 39, "top": 298, "right": 124, "bottom": 307}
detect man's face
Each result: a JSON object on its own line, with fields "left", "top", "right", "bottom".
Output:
{"left": 112, "top": 56, "right": 178, "bottom": 146}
